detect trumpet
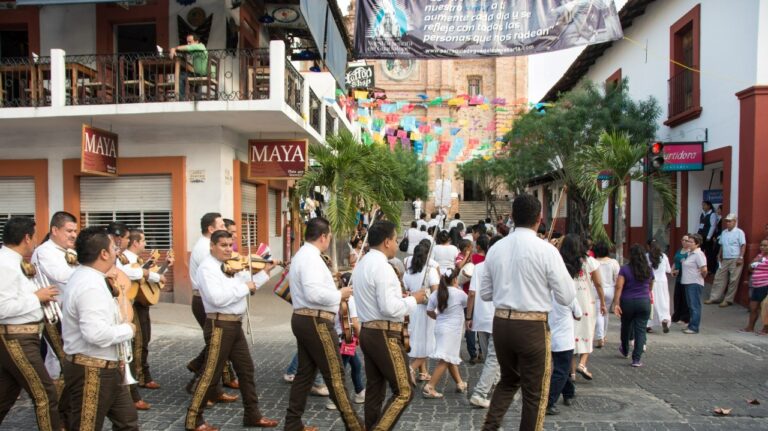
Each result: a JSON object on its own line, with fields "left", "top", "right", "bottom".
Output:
{"left": 113, "top": 286, "right": 137, "bottom": 386}
{"left": 31, "top": 264, "right": 62, "bottom": 324}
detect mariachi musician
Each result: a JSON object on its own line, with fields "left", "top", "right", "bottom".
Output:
{"left": 0, "top": 217, "right": 62, "bottom": 431}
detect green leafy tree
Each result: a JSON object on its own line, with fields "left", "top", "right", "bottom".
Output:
{"left": 572, "top": 131, "right": 676, "bottom": 262}
{"left": 296, "top": 131, "right": 404, "bottom": 271}
{"left": 393, "top": 143, "right": 429, "bottom": 201}
{"left": 503, "top": 79, "right": 661, "bottom": 235}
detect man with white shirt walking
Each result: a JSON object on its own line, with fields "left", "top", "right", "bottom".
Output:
{"left": 479, "top": 194, "right": 576, "bottom": 431}
{"left": 706, "top": 213, "right": 747, "bottom": 307}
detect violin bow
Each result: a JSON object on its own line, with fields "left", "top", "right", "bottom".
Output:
{"left": 245, "top": 219, "right": 255, "bottom": 345}
{"left": 547, "top": 185, "right": 567, "bottom": 241}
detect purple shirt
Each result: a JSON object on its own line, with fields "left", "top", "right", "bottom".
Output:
{"left": 618, "top": 265, "right": 654, "bottom": 300}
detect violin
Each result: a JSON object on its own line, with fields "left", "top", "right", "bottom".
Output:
{"left": 338, "top": 272, "right": 354, "bottom": 344}
{"left": 221, "top": 253, "right": 283, "bottom": 277}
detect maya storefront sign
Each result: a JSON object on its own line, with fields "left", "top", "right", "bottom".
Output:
{"left": 247, "top": 140, "right": 308, "bottom": 180}
{"left": 662, "top": 142, "right": 704, "bottom": 172}
{"left": 346, "top": 65, "right": 375, "bottom": 88}
{"left": 355, "top": 0, "right": 623, "bottom": 59}
{"left": 81, "top": 125, "right": 118, "bottom": 176}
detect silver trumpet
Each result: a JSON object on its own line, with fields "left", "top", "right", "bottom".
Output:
{"left": 32, "top": 264, "right": 62, "bottom": 324}
{"left": 114, "top": 296, "right": 138, "bottom": 386}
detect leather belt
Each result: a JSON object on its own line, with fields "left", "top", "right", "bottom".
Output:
{"left": 294, "top": 308, "right": 336, "bottom": 321}
{"left": 0, "top": 323, "right": 43, "bottom": 335}
{"left": 206, "top": 313, "right": 242, "bottom": 322}
{"left": 66, "top": 354, "right": 120, "bottom": 369}
{"left": 362, "top": 320, "right": 403, "bottom": 331}
{"left": 494, "top": 309, "right": 548, "bottom": 322}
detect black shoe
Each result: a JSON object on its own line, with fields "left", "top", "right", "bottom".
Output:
{"left": 546, "top": 406, "right": 560, "bottom": 415}
{"left": 185, "top": 376, "right": 199, "bottom": 394}
{"left": 563, "top": 397, "right": 573, "bottom": 406}
{"left": 662, "top": 321, "right": 670, "bottom": 333}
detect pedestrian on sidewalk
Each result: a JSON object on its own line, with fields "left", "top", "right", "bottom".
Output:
{"left": 646, "top": 240, "right": 672, "bottom": 334}
{"left": 681, "top": 234, "right": 707, "bottom": 334}
{"left": 614, "top": 244, "right": 654, "bottom": 367}
{"left": 697, "top": 201, "right": 719, "bottom": 274}
{"left": 593, "top": 241, "right": 619, "bottom": 347}
{"left": 740, "top": 239, "right": 768, "bottom": 334}
{"left": 671, "top": 235, "right": 691, "bottom": 324}
{"left": 706, "top": 214, "right": 746, "bottom": 307}
{"left": 404, "top": 240, "right": 440, "bottom": 383}
{"left": 546, "top": 291, "right": 582, "bottom": 415}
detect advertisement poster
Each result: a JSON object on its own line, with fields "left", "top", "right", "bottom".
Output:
{"left": 248, "top": 140, "right": 308, "bottom": 180}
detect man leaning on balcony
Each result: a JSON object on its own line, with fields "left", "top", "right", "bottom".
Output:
{"left": 170, "top": 33, "right": 208, "bottom": 100}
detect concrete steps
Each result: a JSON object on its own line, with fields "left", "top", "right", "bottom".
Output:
{"left": 457, "top": 200, "right": 510, "bottom": 225}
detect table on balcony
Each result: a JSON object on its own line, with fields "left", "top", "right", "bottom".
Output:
{"left": 137, "top": 56, "right": 194, "bottom": 101}
{"left": 36, "top": 62, "right": 98, "bottom": 105}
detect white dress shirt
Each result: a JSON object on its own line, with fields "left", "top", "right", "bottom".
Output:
{"left": 549, "top": 293, "right": 582, "bottom": 352}
{"left": 61, "top": 266, "right": 134, "bottom": 361}
{"left": 479, "top": 227, "right": 575, "bottom": 312}
{"left": 196, "top": 254, "right": 269, "bottom": 315}
{"left": 0, "top": 247, "right": 44, "bottom": 324}
{"left": 31, "top": 239, "right": 77, "bottom": 294}
{"left": 469, "top": 262, "right": 494, "bottom": 334}
{"left": 189, "top": 236, "right": 211, "bottom": 291}
{"left": 121, "top": 250, "right": 160, "bottom": 283}
{"left": 416, "top": 220, "right": 428, "bottom": 231}
{"left": 448, "top": 219, "right": 464, "bottom": 230}
{"left": 289, "top": 243, "right": 342, "bottom": 313}
{"left": 352, "top": 249, "right": 417, "bottom": 323}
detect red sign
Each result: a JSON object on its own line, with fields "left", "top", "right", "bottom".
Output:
{"left": 81, "top": 125, "right": 118, "bottom": 176}
{"left": 247, "top": 140, "right": 308, "bottom": 180}
{"left": 662, "top": 142, "right": 704, "bottom": 172}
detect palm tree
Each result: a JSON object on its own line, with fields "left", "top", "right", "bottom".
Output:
{"left": 571, "top": 131, "right": 676, "bottom": 263}
{"left": 296, "top": 131, "right": 404, "bottom": 271}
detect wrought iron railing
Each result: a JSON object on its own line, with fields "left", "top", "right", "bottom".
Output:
{"left": 285, "top": 61, "right": 304, "bottom": 115}
{"left": 0, "top": 55, "right": 51, "bottom": 107}
{"left": 309, "top": 89, "right": 321, "bottom": 133}
{"left": 668, "top": 67, "right": 696, "bottom": 118}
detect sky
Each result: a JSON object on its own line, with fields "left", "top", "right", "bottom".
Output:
{"left": 337, "top": 0, "right": 627, "bottom": 103}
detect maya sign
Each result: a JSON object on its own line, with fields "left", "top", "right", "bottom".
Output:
{"left": 81, "top": 125, "right": 118, "bottom": 176}
{"left": 248, "top": 140, "right": 308, "bottom": 179}
{"left": 662, "top": 142, "right": 704, "bottom": 172}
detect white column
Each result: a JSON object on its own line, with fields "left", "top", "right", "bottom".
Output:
{"left": 50, "top": 49, "right": 66, "bottom": 108}
{"left": 301, "top": 77, "right": 310, "bottom": 122}
{"left": 269, "top": 40, "right": 285, "bottom": 104}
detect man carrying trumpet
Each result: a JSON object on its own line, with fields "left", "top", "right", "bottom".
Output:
{"left": 61, "top": 226, "right": 139, "bottom": 431}
{"left": 0, "top": 216, "right": 62, "bottom": 431}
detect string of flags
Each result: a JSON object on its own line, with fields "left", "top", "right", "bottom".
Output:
{"left": 335, "top": 88, "right": 539, "bottom": 164}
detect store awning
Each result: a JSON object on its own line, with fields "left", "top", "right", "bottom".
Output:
{"left": 300, "top": 0, "right": 348, "bottom": 89}
{"left": 16, "top": 0, "right": 142, "bottom": 5}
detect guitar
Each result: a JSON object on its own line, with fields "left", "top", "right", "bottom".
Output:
{"left": 127, "top": 250, "right": 159, "bottom": 301}
{"left": 137, "top": 250, "right": 174, "bottom": 306}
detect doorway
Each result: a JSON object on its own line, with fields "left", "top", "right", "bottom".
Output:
{"left": 115, "top": 23, "right": 156, "bottom": 53}
{"left": 0, "top": 29, "right": 29, "bottom": 58}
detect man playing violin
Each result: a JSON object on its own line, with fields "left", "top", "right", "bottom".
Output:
{"left": 185, "top": 230, "right": 279, "bottom": 431}
{"left": 284, "top": 217, "right": 364, "bottom": 431}
{"left": 0, "top": 216, "right": 62, "bottom": 431}
{"left": 60, "top": 226, "right": 139, "bottom": 431}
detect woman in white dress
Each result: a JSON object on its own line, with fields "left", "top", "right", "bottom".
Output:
{"left": 646, "top": 240, "right": 672, "bottom": 333}
{"left": 560, "top": 234, "right": 606, "bottom": 381}
{"left": 432, "top": 230, "right": 459, "bottom": 275}
{"left": 404, "top": 239, "right": 440, "bottom": 382}
{"left": 423, "top": 268, "right": 468, "bottom": 398}
{"left": 593, "top": 241, "right": 619, "bottom": 347}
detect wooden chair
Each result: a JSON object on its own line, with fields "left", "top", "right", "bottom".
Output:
{"left": 119, "top": 56, "right": 154, "bottom": 103}
{"left": 81, "top": 58, "right": 115, "bottom": 104}
{"left": 186, "top": 55, "right": 219, "bottom": 100}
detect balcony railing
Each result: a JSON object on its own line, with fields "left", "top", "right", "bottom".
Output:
{"left": 0, "top": 55, "right": 51, "bottom": 107}
{"left": 285, "top": 61, "right": 303, "bottom": 115}
{"left": 668, "top": 67, "right": 696, "bottom": 118}
{"left": 325, "top": 106, "right": 334, "bottom": 137}
{"left": 309, "top": 89, "right": 321, "bottom": 133}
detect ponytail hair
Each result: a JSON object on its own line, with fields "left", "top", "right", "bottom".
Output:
{"left": 437, "top": 268, "right": 459, "bottom": 313}
{"left": 647, "top": 239, "right": 662, "bottom": 270}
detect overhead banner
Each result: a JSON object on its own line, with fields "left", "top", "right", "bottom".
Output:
{"left": 81, "top": 125, "right": 118, "bottom": 177}
{"left": 248, "top": 140, "right": 308, "bottom": 180}
{"left": 354, "top": 0, "right": 623, "bottom": 59}
{"left": 346, "top": 65, "right": 376, "bottom": 89}
{"left": 662, "top": 142, "right": 704, "bottom": 172}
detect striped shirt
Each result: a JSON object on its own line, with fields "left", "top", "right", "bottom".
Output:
{"left": 751, "top": 253, "right": 768, "bottom": 288}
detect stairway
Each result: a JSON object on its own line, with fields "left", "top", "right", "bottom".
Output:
{"left": 457, "top": 200, "right": 511, "bottom": 225}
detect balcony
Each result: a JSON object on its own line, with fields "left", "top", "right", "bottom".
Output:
{"left": 665, "top": 67, "right": 702, "bottom": 127}
{"left": 0, "top": 55, "right": 51, "bottom": 108}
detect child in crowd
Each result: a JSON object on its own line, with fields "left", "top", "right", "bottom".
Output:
{"left": 741, "top": 239, "right": 768, "bottom": 334}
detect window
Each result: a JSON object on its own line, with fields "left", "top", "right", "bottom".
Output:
{"left": 115, "top": 23, "right": 156, "bottom": 53}
{"left": 240, "top": 182, "right": 259, "bottom": 249}
{"left": 468, "top": 76, "right": 482, "bottom": 97}
{"left": 665, "top": 4, "right": 701, "bottom": 127}
{"left": 270, "top": 190, "right": 282, "bottom": 237}
{"left": 0, "top": 177, "right": 35, "bottom": 245}
{"left": 0, "top": 28, "right": 29, "bottom": 58}
{"left": 605, "top": 68, "right": 622, "bottom": 91}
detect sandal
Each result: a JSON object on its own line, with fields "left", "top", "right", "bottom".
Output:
{"left": 595, "top": 338, "right": 605, "bottom": 348}
{"left": 422, "top": 384, "right": 444, "bottom": 399}
{"left": 417, "top": 373, "right": 432, "bottom": 382}
{"left": 576, "top": 364, "right": 593, "bottom": 380}
{"left": 456, "top": 381, "right": 468, "bottom": 393}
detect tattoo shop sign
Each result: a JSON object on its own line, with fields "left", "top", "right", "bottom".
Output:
{"left": 248, "top": 140, "right": 308, "bottom": 180}
{"left": 81, "top": 125, "right": 118, "bottom": 176}
{"left": 354, "top": 0, "right": 623, "bottom": 59}
{"left": 346, "top": 65, "right": 375, "bottom": 89}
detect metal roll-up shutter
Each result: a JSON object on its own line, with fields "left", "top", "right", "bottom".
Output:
{"left": 240, "top": 182, "right": 258, "bottom": 248}
{"left": 268, "top": 189, "right": 278, "bottom": 237}
{"left": 0, "top": 177, "right": 35, "bottom": 245}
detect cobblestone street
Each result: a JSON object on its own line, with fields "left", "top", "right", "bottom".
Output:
{"left": 3, "top": 286, "right": 768, "bottom": 431}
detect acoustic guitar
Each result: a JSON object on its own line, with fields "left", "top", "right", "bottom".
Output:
{"left": 126, "top": 250, "right": 159, "bottom": 301}
{"left": 137, "top": 250, "right": 174, "bottom": 306}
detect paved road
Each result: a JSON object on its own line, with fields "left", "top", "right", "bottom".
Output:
{"left": 3, "top": 283, "right": 768, "bottom": 430}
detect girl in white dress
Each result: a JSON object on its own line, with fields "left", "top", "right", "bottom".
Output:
{"left": 432, "top": 230, "right": 459, "bottom": 275}
{"left": 423, "top": 268, "right": 468, "bottom": 398}
{"left": 647, "top": 240, "right": 672, "bottom": 333}
{"left": 404, "top": 239, "right": 440, "bottom": 381}
{"left": 593, "top": 241, "right": 620, "bottom": 347}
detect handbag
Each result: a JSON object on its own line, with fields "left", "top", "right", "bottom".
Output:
{"left": 399, "top": 234, "right": 409, "bottom": 252}
{"left": 273, "top": 269, "right": 292, "bottom": 304}
{"left": 340, "top": 336, "right": 358, "bottom": 356}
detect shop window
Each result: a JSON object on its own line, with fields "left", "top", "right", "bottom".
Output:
{"left": 665, "top": 4, "right": 701, "bottom": 127}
